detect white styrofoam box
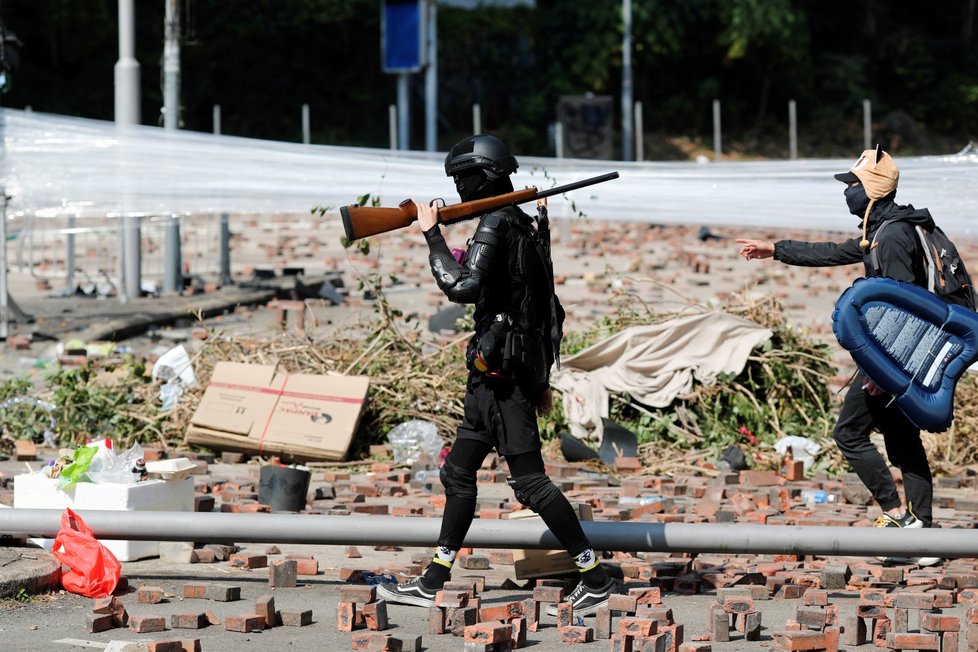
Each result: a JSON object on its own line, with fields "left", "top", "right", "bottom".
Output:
{"left": 13, "top": 473, "right": 195, "bottom": 561}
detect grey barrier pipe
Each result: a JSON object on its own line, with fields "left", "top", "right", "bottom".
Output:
{"left": 1, "top": 510, "right": 977, "bottom": 558}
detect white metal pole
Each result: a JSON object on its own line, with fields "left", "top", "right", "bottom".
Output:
{"left": 114, "top": 0, "right": 140, "bottom": 126}
{"left": 472, "top": 103, "right": 481, "bottom": 135}
{"left": 713, "top": 99, "right": 722, "bottom": 161}
{"left": 163, "top": 0, "right": 180, "bottom": 131}
{"left": 388, "top": 104, "right": 397, "bottom": 151}
{"left": 212, "top": 104, "right": 221, "bottom": 135}
{"left": 555, "top": 122, "right": 564, "bottom": 159}
{"left": 122, "top": 214, "right": 141, "bottom": 300}
{"left": 4, "top": 510, "right": 978, "bottom": 559}
{"left": 863, "top": 99, "right": 872, "bottom": 149}
{"left": 634, "top": 100, "right": 644, "bottom": 162}
{"left": 621, "top": 0, "right": 633, "bottom": 161}
{"left": 116, "top": 0, "right": 141, "bottom": 302}
{"left": 65, "top": 214, "right": 76, "bottom": 295}
{"left": 788, "top": 99, "right": 797, "bottom": 160}
{"left": 397, "top": 73, "right": 410, "bottom": 150}
{"left": 302, "top": 103, "right": 310, "bottom": 144}
{"left": 424, "top": 0, "right": 437, "bottom": 152}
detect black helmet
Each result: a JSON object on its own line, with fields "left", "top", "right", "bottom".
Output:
{"left": 444, "top": 134, "right": 519, "bottom": 180}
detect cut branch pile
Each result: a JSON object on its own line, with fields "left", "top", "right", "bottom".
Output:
{"left": 1, "top": 285, "right": 975, "bottom": 477}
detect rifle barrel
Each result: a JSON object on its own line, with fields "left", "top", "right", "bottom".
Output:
{"left": 534, "top": 171, "right": 620, "bottom": 200}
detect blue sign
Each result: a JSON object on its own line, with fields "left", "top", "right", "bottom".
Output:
{"left": 382, "top": 0, "right": 426, "bottom": 73}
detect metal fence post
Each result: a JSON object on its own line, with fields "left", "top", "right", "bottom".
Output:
{"left": 65, "top": 214, "right": 76, "bottom": 295}
{"left": 219, "top": 212, "right": 231, "bottom": 286}
{"left": 634, "top": 100, "right": 644, "bottom": 162}
{"left": 863, "top": 99, "right": 872, "bottom": 149}
{"left": 163, "top": 214, "right": 182, "bottom": 295}
{"left": 788, "top": 99, "right": 798, "bottom": 160}
{"left": 713, "top": 99, "right": 722, "bottom": 161}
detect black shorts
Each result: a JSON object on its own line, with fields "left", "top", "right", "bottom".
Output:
{"left": 455, "top": 373, "right": 541, "bottom": 456}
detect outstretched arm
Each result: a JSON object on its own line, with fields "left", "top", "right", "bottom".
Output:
{"left": 738, "top": 236, "right": 864, "bottom": 267}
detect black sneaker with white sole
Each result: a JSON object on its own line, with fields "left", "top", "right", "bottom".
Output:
{"left": 874, "top": 511, "right": 923, "bottom": 529}
{"left": 874, "top": 504, "right": 939, "bottom": 565}
{"left": 376, "top": 578, "right": 438, "bottom": 608}
{"left": 545, "top": 578, "right": 618, "bottom": 617}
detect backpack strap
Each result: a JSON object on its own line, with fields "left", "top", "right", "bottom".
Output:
{"left": 913, "top": 225, "right": 938, "bottom": 294}
{"left": 868, "top": 220, "right": 892, "bottom": 274}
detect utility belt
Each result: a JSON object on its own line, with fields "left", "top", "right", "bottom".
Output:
{"left": 467, "top": 313, "right": 523, "bottom": 379}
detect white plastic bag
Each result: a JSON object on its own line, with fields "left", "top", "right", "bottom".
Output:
{"left": 387, "top": 420, "right": 443, "bottom": 465}
{"left": 773, "top": 435, "right": 821, "bottom": 471}
{"left": 152, "top": 345, "right": 197, "bottom": 412}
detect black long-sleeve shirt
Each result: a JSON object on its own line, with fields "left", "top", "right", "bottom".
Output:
{"left": 773, "top": 199, "right": 934, "bottom": 287}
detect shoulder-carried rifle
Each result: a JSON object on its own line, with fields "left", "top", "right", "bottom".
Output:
{"left": 339, "top": 171, "right": 619, "bottom": 242}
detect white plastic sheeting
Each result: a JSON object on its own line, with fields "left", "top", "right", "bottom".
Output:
{"left": 3, "top": 108, "right": 978, "bottom": 235}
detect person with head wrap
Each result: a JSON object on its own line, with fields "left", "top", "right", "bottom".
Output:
{"left": 736, "top": 146, "right": 942, "bottom": 566}
{"left": 378, "top": 135, "right": 618, "bottom": 615}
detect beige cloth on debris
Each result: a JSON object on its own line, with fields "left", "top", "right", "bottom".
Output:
{"left": 551, "top": 311, "right": 773, "bottom": 444}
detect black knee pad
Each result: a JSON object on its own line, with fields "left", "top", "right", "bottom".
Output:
{"left": 508, "top": 472, "right": 561, "bottom": 512}
{"left": 440, "top": 459, "right": 478, "bottom": 500}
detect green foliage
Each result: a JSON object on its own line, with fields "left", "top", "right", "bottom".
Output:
{"left": 559, "top": 291, "right": 840, "bottom": 472}
{"left": 47, "top": 359, "right": 152, "bottom": 447}
{"left": 0, "top": 359, "right": 158, "bottom": 452}
{"left": 0, "top": 378, "right": 55, "bottom": 444}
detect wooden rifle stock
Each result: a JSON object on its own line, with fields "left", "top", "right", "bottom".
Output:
{"left": 339, "top": 171, "right": 619, "bottom": 241}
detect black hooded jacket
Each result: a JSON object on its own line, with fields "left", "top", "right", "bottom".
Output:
{"left": 773, "top": 197, "right": 935, "bottom": 286}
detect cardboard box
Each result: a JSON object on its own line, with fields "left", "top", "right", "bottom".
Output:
{"left": 13, "top": 473, "right": 194, "bottom": 562}
{"left": 185, "top": 362, "right": 369, "bottom": 462}
{"left": 509, "top": 503, "right": 594, "bottom": 579}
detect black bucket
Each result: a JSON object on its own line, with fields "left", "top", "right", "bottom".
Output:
{"left": 258, "top": 465, "right": 312, "bottom": 512}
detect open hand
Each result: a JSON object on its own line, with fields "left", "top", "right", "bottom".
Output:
{"left": 736, "top": 238, "right": 775, "bottom": 261}
{"left": 862, "top": 378, "right": 885, "bottom": 396}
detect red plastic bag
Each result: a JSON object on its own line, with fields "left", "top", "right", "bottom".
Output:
{"left": 51, "top": 508, "right": 121, "bottom": 598}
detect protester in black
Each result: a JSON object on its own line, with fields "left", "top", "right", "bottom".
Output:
{"left": 378, "top": 134, "right": 617, "bottom": 615}
{"left": 736, "top": 146, "right": 940, "bottom": 566}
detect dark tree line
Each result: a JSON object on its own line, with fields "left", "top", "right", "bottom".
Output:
{"left": 2, "top": 0, "right": 976, "bottom": 158}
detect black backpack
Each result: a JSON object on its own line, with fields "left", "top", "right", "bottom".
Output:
{"left": 870, "top": 221, "right": 976, "bottom": 310}
{"left": 505, "top": 206, "right": 565, "bottom": 395}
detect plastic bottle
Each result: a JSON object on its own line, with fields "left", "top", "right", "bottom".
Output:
{"left": 618, "top": 495, "right": 663, "bottom": 507}
{"left": 132, "top": 457, "right": 148, "bottom": 481}
{"left": 799, "top": 489, "right": 835, "bottom": 508}
{"left": 414, "top": 469, "right": 436, "bottom": 482}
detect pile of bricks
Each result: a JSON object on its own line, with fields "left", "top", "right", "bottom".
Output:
{"left": 85, "top": 576, "right": 313, "bottom": 651}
